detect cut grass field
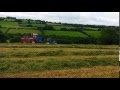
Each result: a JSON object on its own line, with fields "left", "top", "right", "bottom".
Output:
{"left": 0, "top": 44, "right": 119, "bottom": 78}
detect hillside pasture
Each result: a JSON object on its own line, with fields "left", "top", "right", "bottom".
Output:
{"left": 44, "top": 30, "right": 87, "bottom": 37}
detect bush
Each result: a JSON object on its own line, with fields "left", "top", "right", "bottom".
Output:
{"left": 46, "top": 35, "right": 97, "bottom": 44}
{"left": 25, "top": 24, "right": 33, "bottom": 27}
{"left": 43, "top": 25, "right": 55, "bottom": 30}
{"left": 0, "top": 33, "right": 8, "bottom": 43}
{"left": 37, "top": 25, "right": 55, "bottom": 30}
{"left": 99, "top": 27, "right": 119, "bottom": 45}
{"left": 0, "top": 30, "right": 2, "bottom": 33}
{"left": 10, "top": 36, "right": 21, "bottom": 43}
{"left": 60, "top": 28, "right": 68, "bottom": 31}
{"left": 0, "top": 25, "right": 1, "bottom": 28}
{"left": 37, "top": 26, "right": 43, "bottom": 30}
{"left": 69, "top": 28, "right": 83, "bottom": 32}
{"left": 0, "top": 18, "right": 4, "bottom": 21}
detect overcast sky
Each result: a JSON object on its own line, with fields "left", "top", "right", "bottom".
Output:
{"left": 0, "top": 12, "right": 119, "bottom": 26}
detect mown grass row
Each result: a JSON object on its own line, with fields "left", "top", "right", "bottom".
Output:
{"left": 0, "top": 48, "right": 116, "bottom": 52}
{"left": 0, "top": 66, "right": 118, "bottom": 78}
{"left": 0, "top": 44, "right": 118, "bottom": 49}
{"left": 0, "top": 59, "right": 118, "bottom": 74}
{"left": 0, "top": 50, "right": 118, "bottom": 58}
{"left": 0, "top": 55, "right": 118, "bottom": 62}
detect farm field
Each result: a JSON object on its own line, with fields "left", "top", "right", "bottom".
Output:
{"left": 84, "top": 31, "right": 101, "bottom": 38}
{"left": 0, "top": 16, "right": 119, "bottom": 78}
{"left": 44, "top": 30, "right": 87, "bottom": 37}
{"left": 0, "top": 44, "right": 119, "bottom": 78}
{"left": 0, "top": 21, "right": 19, "bottom": 28}
{"left": 0, "top": 21, "right": 101, "bottom": 38}
{"left": 7, "top": 29, "right": 41, "bottom": 34}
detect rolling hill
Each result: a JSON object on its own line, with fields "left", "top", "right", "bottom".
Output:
{"left": 0, "top": 17, "right": 119, "bottom": 44}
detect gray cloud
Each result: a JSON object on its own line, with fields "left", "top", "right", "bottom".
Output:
{"left": 0, "top": 12, "right": 119, "bottom": 26}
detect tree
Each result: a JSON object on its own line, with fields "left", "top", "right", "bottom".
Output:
{"left": 10, "top": 36, "right": 21, "bottom": 43}
{"left": 60, "top": 28, "right": 68, "bottom": 31}
{"left": 25, "top": 24, "right": 32, "bottom": 27}
{"left": 43, "top": 25, "right": 54, "bottom": 30}
{"left": 16, "top": 19, "right": 22, "bottom": 23}
{"left": 99, "top": 27, "right": 118, "bottom": 44}
{"left": 27, "top": 19, "right": 31, "bottom": 24}
{"left": 0, "top": 18, "right": 4, "bottom": 21}
{"left": 0, "top": 30, "right": 2, "bottom": 33}
{"left": 41, "top": 21, "right": 46, "bottom": 24}
{"left": 0, "top": 25, "right": 1, "bottom": 28}
{"left": 0, "top": 31, "right": 8, "bottom": 43}
{"left": 35, "top": 20, "right": 42, "bottom": 24}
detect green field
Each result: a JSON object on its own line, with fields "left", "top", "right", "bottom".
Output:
{"left": 84, "top": 31, "right": 101, "bottom": 38}
{"left": 0, "top": 44, "right": 119, "bottom": 78}
{"left": 84, "top": 27, "right": 99, "bottom": 30}
{"left": 19, "top": 23, "right": 45, "bottom": 27}
{"left": 0, "top": 20, "right": 101, "bottom": 39}
{"left": 54, "top": 25, "right": 75, "bottom": 30}
{"left": 0, "top": 21, "right": 19, "bottom": 28}
{"left": 45, "top": 30, "right": 87, "bottom": 37}
{"left": 0, "top": 27, "right": 8, "bottom": 33}
{"left": 0, "top": 28, "right": 41, "bottom": 34}
{"left": 8, "top": 29, "right": 41, "bottom": 34}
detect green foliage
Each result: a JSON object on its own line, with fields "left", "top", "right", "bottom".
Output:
{"left": 10, "top": 36, "right": 21, "bottom": 43}
{"left": 60, "top": 27, "right": 83, "bottom": 32}
{"left": 43, "top": 25, "right": 55, "bottom": 30}
{"left": 99, "top": 28, "right": 119, "bottom": 44}
{"left": 25, "top": 24, "right": 33, "bottom": 27}
{"left": 45, "top": 35, "right": 97, "bottom": 44}
{"left": 0, "top": 30, "right": 2, "bottom": 34}
{"left": 0, "top": 17, "right": 4, "bottom": 21}
{"left": 60, "top": 28, "right": 68, "bottom": 31}
{"left": 37, "top": 25, "right": 55, "bottom": 30}
{"left": 0, "top": 32, "right": 9, "bottom": 43}
{"left": 18, "top": 24, "right": 33, "bottom": 27}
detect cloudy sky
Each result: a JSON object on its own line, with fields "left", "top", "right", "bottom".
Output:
{"left": 0, "top": 12, "right": 119, "bottom": 26}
